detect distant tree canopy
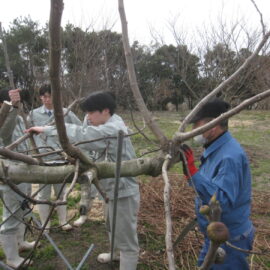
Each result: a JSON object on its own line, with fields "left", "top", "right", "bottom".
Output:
{"left": 1, "top": 16, "right": 270, "bottom": 110}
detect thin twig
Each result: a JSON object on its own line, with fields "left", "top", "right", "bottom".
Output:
{"left": 129, "top": 107, "right": 158, "bottom": 146}
{"left": 63, "top": 159, "right": 80, "bottom": 202}
{"left": 179, "top": 31, "right": 270, "bottom": 132}
{"left": 225, "top": 241, "right": 269, "bottom": 255}
{"left": 250, "top": 0, "right": 265, "bottom": 35}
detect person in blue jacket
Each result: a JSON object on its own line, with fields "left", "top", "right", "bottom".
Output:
{"left": 181, "top": 98, "right": 254, "bottom": 270}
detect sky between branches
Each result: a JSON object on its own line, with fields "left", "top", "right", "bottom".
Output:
{"left": 0, "top": 0, "right": 270, "bottom": 46}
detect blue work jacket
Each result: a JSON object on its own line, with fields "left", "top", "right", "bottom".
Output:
{"left": 192, "top": 131, "right": 253, "bottom": 239}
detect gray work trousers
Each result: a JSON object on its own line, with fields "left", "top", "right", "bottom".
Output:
{"left": 37, "top": 183, "right": 66, "bottom": 200}
{"left": 105, "top": 193, "right": 140, "bottom": 255}
{"left": 0, "top": 183, "right": 31, "bottom": 234}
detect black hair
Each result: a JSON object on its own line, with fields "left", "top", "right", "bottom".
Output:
{"left": 80, "top": 91, "right": 116, "bottom": 115}
{"left": 39, "top": 84, "right": 51, "bottom": 96}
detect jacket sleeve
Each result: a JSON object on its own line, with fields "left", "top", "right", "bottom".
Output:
{"left": 0, "top": 108, "right": 18, "bottom": 146}
{"left": 65, "top": 111, "right": 82, "bottom": 125}
{"left": 43, "top": 122, "right": 116, "bottom": 152}
{"left": 192, "top": 157, "right": 241, "bottom": 208}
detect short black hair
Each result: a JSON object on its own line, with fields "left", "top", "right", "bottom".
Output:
{"left": 190, "top": 98, "right": 230, "bottom": 128}
{"left": 0, "top": 88, "right": 11, "bottom": 103}
{"left": 80, "top": 91, "right": 116, "bottom": 115}
{"left": 39, "top": 84, "right": 51, "bottom": 96}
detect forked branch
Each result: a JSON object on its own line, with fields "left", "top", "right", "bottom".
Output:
{"left": 173, "top": 88, "right": 270, "bottom": 144}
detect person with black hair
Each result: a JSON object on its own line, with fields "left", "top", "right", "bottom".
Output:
{"left": 181, "top": 99, "right": 254, "bottom": 269}
{"left": 26, "top": 90, "right": 140, "bottom": 270}
{"left": 0, "top": 88, "right": 36, "bottom": 268}
{"left": 28, "top": 84, "right": 81, "bottom": 232}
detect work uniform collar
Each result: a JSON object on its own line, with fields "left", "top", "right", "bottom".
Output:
{"left": 202, "top": 131, "right": 232, "bottom": 160}
{"left": 106, "top": 114, "right": 121, "bottom": 123}
{"left": 41, "top": 105, "right": 53, "bottom": 115}
{"left": 106, "top": 114, "right": 114, "bottom": 123}
{"left": 106, "top": 114, "right": 128, "bottom": 134}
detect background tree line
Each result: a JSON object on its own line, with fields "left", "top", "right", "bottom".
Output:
{"left": 1, "top": 16, "right": 270, "bottom": 112}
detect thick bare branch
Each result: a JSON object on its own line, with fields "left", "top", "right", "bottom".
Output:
{"left": 0, "top": 157, "right": 164, "bottom": 184}
{"left": 0, "top": 161, "right": 66, "bottom": 206}
{"left": 0, "top": 147, "right": 38, "bottom": 165}
{"left": 49, "top": 0, "right": 92, "bottom": 165}
{"left": 174, "top": 88, "right": 270, "bottom": 144}
{"left": 118, "top": 0, "right": 168, "bottom": 148}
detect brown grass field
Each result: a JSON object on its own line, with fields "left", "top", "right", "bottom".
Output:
{"left": 0, "top": 110, "right": 269, "bottom": 269}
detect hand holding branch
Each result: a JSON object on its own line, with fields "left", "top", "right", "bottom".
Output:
{"left": 8, "top": 88, "right": 21, "bottom": 107}
{"left": 25, "top": 126, "right": 45, "bottom": 134}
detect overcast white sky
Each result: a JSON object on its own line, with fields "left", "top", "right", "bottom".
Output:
{"left": 1, "top": 0, "right": 270, "bottom": 45}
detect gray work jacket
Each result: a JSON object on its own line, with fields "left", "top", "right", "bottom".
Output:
{"left": 28, "top": 105, "right": 82, "bottom": 161}
{"left": 43, "top": 114, "right": 139, "bottom": 200}
{"left": 0, "top": 107, "right": 29, "bottom": 192}
{"left": 0, "top": 108, "right": 27, "bottom": 151}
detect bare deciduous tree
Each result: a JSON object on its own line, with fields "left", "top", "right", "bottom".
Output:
{"left": 1, "top": 0, "right": 270, "bottom": 269}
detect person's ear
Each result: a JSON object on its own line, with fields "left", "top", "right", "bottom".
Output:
{"left": 103, "top": 108, "right": 110, "bottom": 114}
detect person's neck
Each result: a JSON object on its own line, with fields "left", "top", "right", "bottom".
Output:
{"left": 105, "top": 114, "right": 112, "bottom": 122}
{"left": 204, "top": 130, "right": 227, "bottom": 148}
{"left": 44, "top": 105, "right": 53, "bottom": 111}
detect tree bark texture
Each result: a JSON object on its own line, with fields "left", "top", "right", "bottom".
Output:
{"left": 0, "top": 102, "right": 12, "bottom": 129}
{"left": 0, "top": 156, "right": 164, "bottom": 184}
{"left": 162, "top": 155, "right": 176, "bottom": 270}
{"left": 49, "top": 0, "right": 91, "bottom": 165}
{"left": 118, "top": 0, "right": 168, "bottom": 149}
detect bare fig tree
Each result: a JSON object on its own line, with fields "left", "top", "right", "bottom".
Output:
{"left": 1, "top": 0, "right": 270, "bottom": 269}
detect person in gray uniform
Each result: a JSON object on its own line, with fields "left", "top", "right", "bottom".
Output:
{"left": 28, "top": 85, "right": 82, "bottom": 231}
{"left": 26, "top": 91, "right": 140, "bottom": 270}
{"left": 0, "top": 88, "right": 35, "bottom": 268}
{"left": 73, "top": 114, "right": 99, "bottom": 227}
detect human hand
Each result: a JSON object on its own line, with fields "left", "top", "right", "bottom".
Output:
{"left": 8, "top": 89, "right": 21, "bottom": 107}
{"left": 180, "top": 144, "right": 198, "bottom": 179}
{"left": 24, "top": 126, "right": 45, "bottom": 134}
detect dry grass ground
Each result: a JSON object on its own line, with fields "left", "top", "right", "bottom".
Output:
{"left": 0, "top": 110, "right": 270, "bottom": 269}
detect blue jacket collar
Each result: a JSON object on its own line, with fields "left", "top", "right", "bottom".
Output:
{"left": 202, "top": 131, "right": 232, "bottom": 159}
